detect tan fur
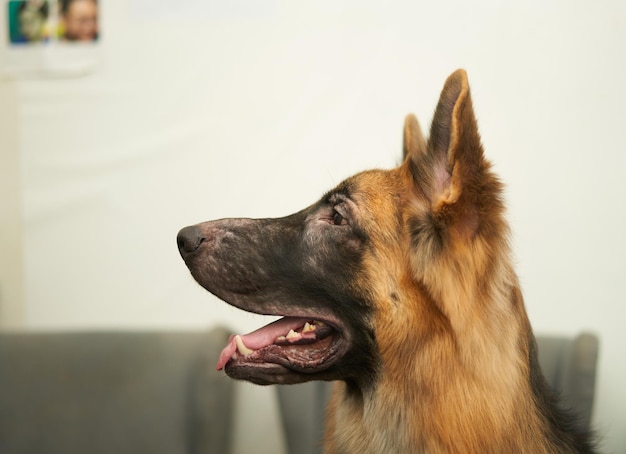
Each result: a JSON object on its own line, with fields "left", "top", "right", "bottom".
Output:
{"left": 323, "top": 70, "right": 577, "bottom": 453}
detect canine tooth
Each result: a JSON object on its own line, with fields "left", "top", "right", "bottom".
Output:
{"left": 286, "top": 329, "right": 299, "bottom": 340}
{"left": 234, "top": 335, "right": 254, "bottom": 356}
{"left": 303, "top": 322, "right": 316, "bottom": 333}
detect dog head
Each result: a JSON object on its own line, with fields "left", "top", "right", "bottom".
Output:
{"left": 178, "top": 70, "right": 517, "bottom": 391}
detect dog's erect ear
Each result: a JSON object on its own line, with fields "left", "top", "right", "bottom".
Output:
{"left": 402, "top": 114, "right": 427, "bottom": 162}
{"left": 422, "top": 69, "right": 487, "bottom": 234}
{"left": 407, "top": 71, "right": 506, "bottom": 313}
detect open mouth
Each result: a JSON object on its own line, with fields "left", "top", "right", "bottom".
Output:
{"left": 217, "top": 316, "right": 345, "bottom": 381}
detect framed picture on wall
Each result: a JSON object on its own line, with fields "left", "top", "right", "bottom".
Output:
{"left": 2, "top": 0, "right": 100, "bottom": 77}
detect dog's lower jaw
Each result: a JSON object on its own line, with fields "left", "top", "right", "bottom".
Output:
{"left": 225, "top": 362, "right": 305, "bottom": 386}
{"left": 223, "top": 332, "right": 347, "bottom": 385}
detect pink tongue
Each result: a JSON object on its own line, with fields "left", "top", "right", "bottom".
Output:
{"left": 216, "top": 317, "right": 313, "bottom": 370}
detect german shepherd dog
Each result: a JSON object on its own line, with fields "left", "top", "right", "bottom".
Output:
{"left": 177, "top": 70, "right": 595, "bottom": 453}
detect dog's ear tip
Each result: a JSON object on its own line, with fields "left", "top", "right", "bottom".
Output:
{"left": 444, "top": 68, "right": 469, "bottom": 88}
{"left": 403, "top": 113, "right": 421, "bottom": 137}
{"left": 402, "top": 113, "right": 426, "bottom": 161}
{"left": 449, "top": 68, "right": 468, "bottom": 80}
{"left": 439, "top": 69, "right": 470, "bottom": 105}
{"left": 404, "top": 113, "right": 418, "bottom": 123}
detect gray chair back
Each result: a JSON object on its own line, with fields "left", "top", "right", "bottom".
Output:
{"left": 0, "top": 327, "right": 234, "bottom": 454}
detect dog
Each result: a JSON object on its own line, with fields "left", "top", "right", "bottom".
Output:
{"left": 177, "top": 69, "right": 595, "bottom": 453}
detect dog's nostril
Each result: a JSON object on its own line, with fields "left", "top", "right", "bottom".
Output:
{"left": 177, "top": 225, "right": 205, "bottom": 256}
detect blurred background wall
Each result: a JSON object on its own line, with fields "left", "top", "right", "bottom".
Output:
{"left": 1, "top": 1, "right": 625, "bottom": 452}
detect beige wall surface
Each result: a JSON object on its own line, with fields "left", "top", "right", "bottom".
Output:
{"left": 0, "top": 80, "right": 24, "bottom": 328}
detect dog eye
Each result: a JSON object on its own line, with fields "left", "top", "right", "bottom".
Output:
{"left": 332, "top": 210, "right": 347, "bottom": 226}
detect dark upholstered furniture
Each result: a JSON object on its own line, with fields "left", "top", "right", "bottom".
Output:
{"left": 0, "top": 327, "right": 233, "bottom": 454}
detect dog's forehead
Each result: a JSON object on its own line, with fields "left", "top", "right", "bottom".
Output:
{"left": 325, "top": 168, "right": 408, "bottom": 229}
{"left": 327, "top": 169, "right": 403, "bottom": 200}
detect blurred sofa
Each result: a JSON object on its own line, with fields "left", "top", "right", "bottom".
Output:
{"left": 0, "top": 328, "right": 234, "bottom": 454}
{"left": 0, "top": 328, "right": 598, "bottom": 454}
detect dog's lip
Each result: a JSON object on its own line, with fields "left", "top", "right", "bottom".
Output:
{"left": 215, "top": 316, "right": 321, "bottom": 370}
{"left": 216, "top": 312, "right": 348, "bottom": 375}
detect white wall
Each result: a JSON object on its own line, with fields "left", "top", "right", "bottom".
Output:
{"left": 7, "top": 1, "right": 626, "bottom": 452}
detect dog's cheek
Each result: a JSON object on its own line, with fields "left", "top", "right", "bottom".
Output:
{"left": 300, "top": 225, "right": 364, "bottom": 277}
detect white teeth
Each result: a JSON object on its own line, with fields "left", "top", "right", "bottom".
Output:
{"left": 276, "top": 321, "right": 321, "bottom": 343}
{"left": 234, "top": 335, "right": 254, "bottom": 356}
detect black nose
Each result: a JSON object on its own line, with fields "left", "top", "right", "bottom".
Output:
{"left": 177, "top": 225, "right": 205, "bottom": 257}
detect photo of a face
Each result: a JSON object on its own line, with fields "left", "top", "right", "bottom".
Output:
{"left": 59, "top": 0, "right": 98, "bottom": 41}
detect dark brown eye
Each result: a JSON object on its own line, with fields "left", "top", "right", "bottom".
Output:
{"left": 332, "top": 210, "right": 347, "bottom": 226}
